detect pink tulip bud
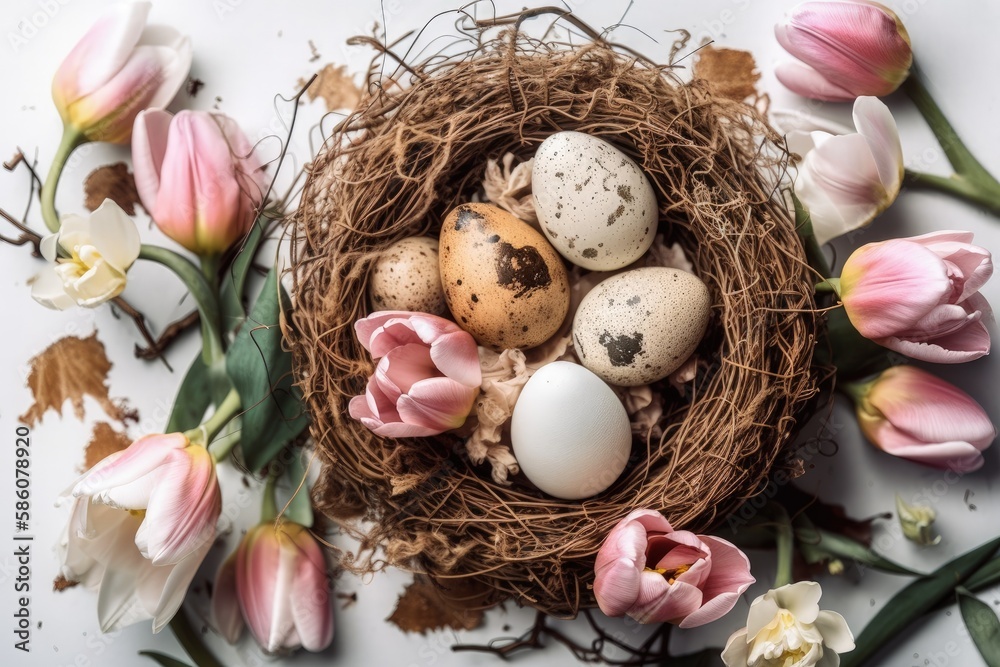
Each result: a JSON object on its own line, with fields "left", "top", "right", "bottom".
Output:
{"left": 594, "top": 509, "right": 755, "bottom": 628}
{"left": 852, "top": 366, "right": 996, "bottom": 472}
{"left": 212, "top": 522, "right": 334, "bottom": 653}
{"left": 60, "top": 433, "right": 221, "bottom": 632}
{"left": 775, "top": 1, "right": 913, "bottom": 101}
{"left": 348, "top": 311, "right": 482, "bottom": 438}
{"left": 840, "top": 231, "right": 993, "bottom": 363}
{"left": 132, "top": 109, "right": 266, "bottom": 255}
{"left": 52, "top": 2, "right": 192, "bottom": 143}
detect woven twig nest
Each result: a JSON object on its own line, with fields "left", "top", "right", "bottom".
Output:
{"left": 289, "top": 14, "right": 822, "bottom": 616}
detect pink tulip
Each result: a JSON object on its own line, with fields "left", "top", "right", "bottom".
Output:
{"left": 212, "top": 522, "right": 334, "bottom": 653}
{"left": 348, "top": 311, "right": 482, "bottom": 437}
{"left": 775, "top": 1, "right": 913, "bottom": 101}
{"left": 840, "top": 231, "right": 993, "bottom": 363}
{"left": 52, "top": 2, "right": 191, "bottom": 143}
{"left": 59, "top": 433, "right": 221, "bottom": 632}
{"left": 132, "top": 109, "right": 266, "bottom": 255}
{"left": 852, "top": 366, "right": 996, "bottom": 472}
{"left": 594, "top": 509, "right": 755, "bottom": 628}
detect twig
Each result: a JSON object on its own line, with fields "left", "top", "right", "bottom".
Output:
{"left": 0, "top": 207, "right": 42, "bottom": 255}
{"left": 135, "top": 310, "right": 200, "bottom": 360}
{"left": 110, "top": 296, "right": 172, "bottom": 371}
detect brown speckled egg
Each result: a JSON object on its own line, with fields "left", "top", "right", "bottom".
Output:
{"left": 439, "top": 203, "right": 569, "bottom": 350}
{"left": 572, "top": 267, "right": 711, "bottom": 386}
{"left": 368, "top": 237, "right": 447, "bottom": 315}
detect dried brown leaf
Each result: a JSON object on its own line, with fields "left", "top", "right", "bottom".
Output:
{"left": 693, "top": 46, "right": 760, "bottom": 102}
{"left": 19, "top": 333, "right": 130, "bottom": 426}
{"left": 387, "top": 577, "right": 484, "bottom": 634}
{"left": 300, "top": 64, "right": 361, "bottom": 112}
{"left": 82, "top": 422, "right": 131, "bottom": 471}
{"left": 53, "top": 575, "right": 78, "bottom": 592}
{"left": 84, "top": 163, "right": 141, "bottom": 215}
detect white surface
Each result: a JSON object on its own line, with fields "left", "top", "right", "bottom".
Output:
{"left": 0, "top": 1, "right": 998, "bottom": 666}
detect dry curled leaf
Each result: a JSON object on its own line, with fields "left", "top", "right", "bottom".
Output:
{"left": 53, "top": 575, "right": 78, "bottom": 592}
{"left": 300, "top": 63, "right": 361, "bottom": 111}
{"left": 84, "top": 163, "right": 141, "bottom": 215}
{"left": 693, "top": 45, "right": 760, "bottom": 102}
{"left": 82, "top": 422, "right": 131, "bottom": 471}
{"left": 19, "top": 333, "right": 131, "bottom": 426}
{"left": 387, "top": 577, "right": 484, "bottom": 634}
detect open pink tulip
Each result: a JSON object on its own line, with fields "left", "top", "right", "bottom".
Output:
{"left": 840, "top": 230, "right": 993, "bottom": 363}
{"left": 852, "top": 366, "right": 996, "bottom": 472}
{"left": 212, "top": 522, "right": 334, "bottom": 653}
{"left": 594, "top": 509, "right": 755, "bottom": 628}
{"left": 775, "top": 1, "right": 912, "bottom": 101}
{"left": 349, "top": 311, "right": 482, "bottom": 437}
{"left": 788, "top": 96, "right": 903, "bottom": 245}
{"left": 59, "top": 433, "right": 221, "bottom": 632}
{"left": 132, "top": 109, "right": 265, "bottom": 255}
{"left": 52, "top": 2, "right": 191, "bottom": 143}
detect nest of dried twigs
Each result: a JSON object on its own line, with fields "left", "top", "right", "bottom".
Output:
{"left": 288, "top": 10, "right": 822, "bottom": 617}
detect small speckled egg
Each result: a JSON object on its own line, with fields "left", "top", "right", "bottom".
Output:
{"left": 573, "top": 267, "right": 711, "bottom": 386}
{"left": 368, "top": 237, "right": 447, "bottom": 315}
{"left": 511, "top": 361, "right": 631, "bottom": 500}
{"left": 532, "top": 132, "right": 658, "bottom": 271}
{"left": 440, "top": 203, "right": 569, "bottom": 350}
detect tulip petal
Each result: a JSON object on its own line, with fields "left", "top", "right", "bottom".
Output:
{"left": 908, "top": 304, "right": 980, "bottom": 340}
{"left": 775, "top": 59, "right": 856, "bottom": 101}
{"left": 624, "top": 508, "right": 675, "bottom": 535}
{"left": 631, "top": 575, "right": 703, "bottom": 624}
{"left": 429, "top": 331, "right": 482, "bottom": 388}
{"left": 853, "top": 97, "right": 903, "bottom": 197}
{"left": 698, "top": 536, "right": 756, "bottom": 600}
{"left": 74, "top": 433, "right": 187, "bottom": 498}
{"left": 595, "top": 519, "right": 648, "bottom": 580}
{"left": 212, "top": 554, "right": 244, "bottom": 644}
{"left": 89, "top": 199, "right": 141, "bottom": 270}
{"left": 376, "top": 344, "right": 438, "bottom": 402}
{"left": 238, "top": 527, "right": 280, "bottom": 650}
{"left": 354, "top": 311, "right": 414, "bottom": 352}
{"left": 862, "top": 415, "right": 987, "bottom": 471}
{"left": 397, "top": 377, "right": 476, "bottom": 431}
{"left": 288, "top": 530, "right": 334, "bottom": 651}
{"left": 135, "top": 26, "right": 193, "bottom": 112}
{"left": 815, "top": 610, "right": 856, "bottom": 653}
{"left": 651, "top": 543, "right": 706, "bottom": 571}
{"left": 30, "top": 267, "right": 76, "bottom": 310}
{"left": 879, "top": 320, "right": 990, "bottom": 363}
{"left": 678, "top": 590, "right": 742, "bottom": 629}
{"left": 132, "top": 109, "right": 174, "bottom": 210}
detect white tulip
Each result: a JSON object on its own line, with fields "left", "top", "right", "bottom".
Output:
{"left": 31, "top": 199, "right": 140, "bottom": 309}
{"left": 787, "top": 96, "right": 904, "bottom": 246}
{"left": 722, "top": 581, "right": 855, "bottom": 667}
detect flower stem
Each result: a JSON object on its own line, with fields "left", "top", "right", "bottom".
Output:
{"left": 840, "top": 380, "right": 874, "bottom": 405}
{"left": 792, "top": 192, "right": 834, "bottom": 279}
{"left": 261, "top": 474, "right": 279, "bottom": 523}
{"left": 814, "top": 278, "right": 841, "bottom": 295}
{"left": 772, "top": 505, "right": 795, "bottom": 588}
{"left": 903, "top": 169, "right": 1000, "bottom": 217}
{"left": 138, "top": 245, "right": 225, "bottom": 365}
{"left": 168, "top": 610, "right": 226, "bottom": 667}
{"left": 40, "top": 127, "right": 86, "bottom": 233}
{"left": 185, "top": 388, "right": 241, "bottom": 453}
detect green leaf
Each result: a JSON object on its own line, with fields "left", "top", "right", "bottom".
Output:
{"left": 966, "top": 557, "right": 1000, "bottom": 593}
{"left": 220, "top": 219, "right": 267, "bottom": 332}
{"left": 820, "top": 308, "right": 896, "bottom": 381}
{"left": 796, "top": 525, "right": 921, "bottom": 577}
{"left": 957, "top": 588, "right": 1000, "bottom": 667}
{"left": 842, "top": 536, "right": 1000, "bottom": 667}
{"left": 139, "top": 651, "right": 194, "bottom": 667}
{"left": 166, "top": 354, "right": 233, "bottom": 433}
{"left": 226, "top": 267, "right": 309, "bottom": 472}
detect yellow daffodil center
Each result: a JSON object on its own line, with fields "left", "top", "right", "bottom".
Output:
{"left": 644, "top": 563, "right": 691, "bottom": 585}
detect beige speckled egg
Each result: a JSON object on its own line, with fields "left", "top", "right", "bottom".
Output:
{"left": 368, "top": 237, "right": 447, "bottom": 315}
{"left": 572, "top": 267, "right": 711, "bottom": 386}
{"left": 532, "top": 131, "right": 658, "bottom": 271}
{"left": 439, "top": 203, "right": 569, "bottom": 350}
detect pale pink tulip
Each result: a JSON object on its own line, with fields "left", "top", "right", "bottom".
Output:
{"left": 788, "top": 97, "right": 903, "bottom": 245}
{"left": 853, "top": 366, "right": 996, "bottom": 472}
{"left": 212, "top": 522, "right": 334, "bottom": 653}
{"left": 132, "top": 109, "right": 265, "bottom": 255}
{"left": 52, "top": 2, "right": 191, "bottom": 143}
{"left": 348, "top": 311, "right": 482, "bottom": 437}
{"left": 775, "top": 1, "right": 912, "bottom": 101}
{"left": 59, "top": 433, "right": 221, "bottom": 632}
{"left": 840, "top": 231, "right": 993, "bottom": 363}
{"left": 594, "top": 509, "right": 755, "bottom": 628}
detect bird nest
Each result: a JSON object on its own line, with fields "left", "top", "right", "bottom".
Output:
{"left": 288, "top": 10, "right": 822, "bottom": 617}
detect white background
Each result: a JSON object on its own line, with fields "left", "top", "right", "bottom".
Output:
{"left": 1, "top": 0, "right": 999, "bottom": 666}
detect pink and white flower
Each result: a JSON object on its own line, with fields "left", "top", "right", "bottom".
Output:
{"left": 349, "top": 311, "right": 482, "bottom": 437}
{"left": 839, "top": 231, "right": 993, "bottom": 363}
{"left": 594, "top": 509, "right": 755, "bottom": 628}
{"left": 58, "top": 433, "right": 221, "bottom": 632}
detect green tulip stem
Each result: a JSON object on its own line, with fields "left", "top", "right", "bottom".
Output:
{"left": 792, "top": 192, "right": 834, "bottom": 279}
{"left": 185, "top": 388, "right": 241, "bottom": 451}
{"left": 773, "top": 506, "right": 795, "bottom": 589}
{"left": 814, "top": 278, "right": 841, "bottom": 296}
{"left": 40, "top": 127, "right": 87, "bottom": 233}
{"left": 839, "top": 380, "right": 873, "bottom": 405}
{"left": 903, "top": 169, "right": 1000, "bottom": 217}
{"left": 138, "top": 245, "right": 224, "bottom": 365}
{"left": 260, "top": 474, "right": 279, "bottom": 523}
{"left": 168, "top": 610, "right": 226, "bottom": 667}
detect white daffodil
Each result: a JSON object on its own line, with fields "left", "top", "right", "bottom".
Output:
{"left": 787, "top": 96, "right": 904, "bottom": 246}
{"left": 722, "top": 581, "right": 855, "bottom": 667}
{"left": 31, "top": 199, "right": 140, "bottom": 309}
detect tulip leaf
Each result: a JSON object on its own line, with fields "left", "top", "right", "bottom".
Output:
{"left": 795, "top": 524, "right": 921, "bottom": 577}
{"left": 284, "top": 453, "right": 314, "bottom": 528}
{"left": 139, "top": 651, "right": 194, "bottom": 667}
{"left": 226, "top": 267, "right": 309, "bottom": 472}
{"left": 965, "top": 556, "right": 1000, "bottom": 593}
{"left": 842, "top": 536, "right": 1000, "bottom": 667}
{"left": 166, "top": 353, "right": 233, "bottom": 433}
{"left": 819, "top": 308, "right": 897, "bottom": 381}
{"left": 957, "top": 588, "right": 1000, "bottom": 667}
{"left": 220, "top": 218, "right": 268, "bottom": 332}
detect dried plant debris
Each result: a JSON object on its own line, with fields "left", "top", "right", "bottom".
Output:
{"left": 53, "top": 575, "right": 78, "bottom": 592}
{"left": 83, "top": 163, "right": 141, "bottom": 215}
{"left": 186, "top": 77, "right": 205, "bottom": 97}
{"left": 387, "top": 577, "right": 484, "bottom": 634}
{"left": 82, "top": 422, "right": 131, "bottom": 471}
{"left": 300, "top": 64, "right": 362, "bottom": 112}
{"left": 693, "top": 45, "right": 760, "bottom": 101}
{"left": 19, "top": 333, "right": 131, "bottom": 426}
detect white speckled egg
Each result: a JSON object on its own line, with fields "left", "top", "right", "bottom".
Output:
{"left": 532, "top": 132, "right": 658, "bottom": 271}
{"left": 368, "top": 237, "right": 447, "bottom": 315}
{"left": 511, "top": 361, "right": 631, "bottom": 500}
{"left": 573, "top": 268, "right": 711, "bottom": 386}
